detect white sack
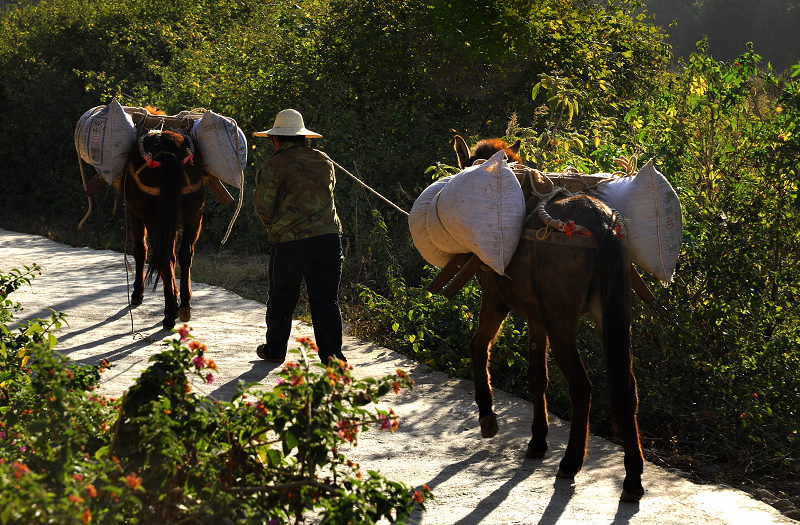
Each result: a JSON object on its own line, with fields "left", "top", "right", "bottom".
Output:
{"left": 408, "top": 175, "right": 459, "bottom": 267}
{"left": 190, "top": 110, "right": 247, "bottom": 189}
{"left": 74, "top": 98, "right": 137, "bottom": 184}
{"left": 431, "top": 150, "right": 525, "bottom": 275}
{"left": 589, "top": 160, "right": 682, "bottom": 283}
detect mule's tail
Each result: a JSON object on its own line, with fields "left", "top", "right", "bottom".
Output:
{"left": 590, "top": 208, "right": 645, "bottom": 497}
{"left": 584, "top": 209, "right": 639, "bottom": 428}
{"left": 145, "top": 157, "right": 181, "bottom": 288}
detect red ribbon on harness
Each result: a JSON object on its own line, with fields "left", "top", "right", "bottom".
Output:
{"left": 145, "top": 154, "right": 193, "bottom": 168}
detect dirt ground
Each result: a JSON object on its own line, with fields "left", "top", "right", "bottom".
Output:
{"left": 2, "top": 227, "right": 796, "bottom": 524}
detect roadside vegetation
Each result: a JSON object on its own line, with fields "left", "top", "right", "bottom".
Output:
{"left": 1, "top": 266, "right": 427, "bottom": 523}
{"left": 1, "top": 0, "right": 798, "bottom": 517}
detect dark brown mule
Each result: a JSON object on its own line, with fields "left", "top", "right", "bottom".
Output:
{"left": 123, "top": 129, "right": 205, "bottom": 330}
{"left": 453, "top": 135, "right": 644, "bottom": 501}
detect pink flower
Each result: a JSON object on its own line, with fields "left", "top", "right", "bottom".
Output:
{"left": 205, "top": 372, "right": 214, "bottom": 385}
{"left": 177, "top": 325, "right": 190, "bottom": 341}
{"left": 193, "top": 355, "right": 206, "bottom": 369}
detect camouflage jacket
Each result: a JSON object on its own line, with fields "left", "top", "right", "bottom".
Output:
{"left": 253, "top": 143, "right": 342, "bottom": 243}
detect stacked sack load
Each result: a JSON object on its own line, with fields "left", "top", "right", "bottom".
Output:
{"left": 409, "top": 149, "right": 682, "bottom": 286}
{"left": 74, "top": 99, "right": 247, "bottom": 242}
{"left": 190, "top": 109, "right": 247, "bottom": 191}
{"left": 588, "top": 160, "right": 682, "bottom": 283}
{"left": 409, "top": 149, "right": 526, "bottom": 276}
{"left": 74, "top": 99, "right": 137, "bottom": 185}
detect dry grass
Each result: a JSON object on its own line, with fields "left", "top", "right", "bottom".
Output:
{"left": 187, "top": 250, "right": 312, "bottom": 322}
{"left": 188, "top": 251, "right": 270, "bottom": 304}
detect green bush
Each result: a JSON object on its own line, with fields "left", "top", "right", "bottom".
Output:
{"left": 351, "top": 46, "right": 800, "bottom": 479}
{"left": 0, "top": 267, "right": 430, "bottom": 524}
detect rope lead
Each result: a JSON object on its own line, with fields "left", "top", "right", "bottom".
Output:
{"left": 322, "top": 153, "right": 409, "bottom": 217}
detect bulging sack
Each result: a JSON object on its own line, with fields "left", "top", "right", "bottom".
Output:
{"left": 589, "top": 160, "right": 682, "bottom": 283}
{"left": 74, "top": 98, "right": 137, "bottom": 184}
{"left": 408, "top": 175, "right": 459, "bottom": 267}
{"left": 430, "top": 150, "right": 525, "bottom": 275}
{"left": 190, "top": 110, "right": 247, "bottom": 189}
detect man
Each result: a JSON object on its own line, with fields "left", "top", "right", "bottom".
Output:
{"left": 252, "top": 109, "right": 346, "bottom": 363}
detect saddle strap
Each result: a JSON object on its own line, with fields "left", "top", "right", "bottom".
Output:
{"left": 127, "top": 162, "right": 202, "bottom": 196}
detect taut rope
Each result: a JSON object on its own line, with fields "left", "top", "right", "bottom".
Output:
{"left": 321, "top": 153, "right": 409, "bottom": 217}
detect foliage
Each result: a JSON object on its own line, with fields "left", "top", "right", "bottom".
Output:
{"left": 351, "top": 45, "right": 800, "bottom": 480}
{"left": 2, "top": 0, "right": 799, "bottom": 492}
{"left": 0, "top": 268, "right": 429, "bottom": 523}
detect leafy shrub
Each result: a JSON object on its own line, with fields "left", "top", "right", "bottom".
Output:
{"left": 0, "top": 267, "right": 430, "bottom": 524}
{"left": 352, "top": 47, "right": 800, "bottom": 481}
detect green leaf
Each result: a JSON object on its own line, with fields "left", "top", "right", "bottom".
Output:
{"left": 531, "top": 82, "right": 541, "bottom": 102}
{"left": 284, "top": 429, "right": 299, "bottom": 451}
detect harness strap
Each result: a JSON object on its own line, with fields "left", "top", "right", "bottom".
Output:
{"left": 521, "top": 228, "right": 597, "bottom": 248}
{"left": 127, "top": 161, "right": 202, "bottom": 196}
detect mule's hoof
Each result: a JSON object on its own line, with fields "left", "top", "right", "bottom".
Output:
{"left": 556, "top": 467, "right": 579, "bottom": 479}
{"left": 178, "top": 306, "right": 191, "bottom": 322}
{"left": 526, "top": 440, "right": 548, "bottom": 459}
{"left": 163, "top": 318, "right": 176, "bottom": 331}
{"left": 620, "top": 488, "right": 643, "bottom": 502}
{"left": 479, "top": 413, "right": 498, "bottom": 438}
{"left": 131, "top": 296, "right": 143, "bottom": 307}
{"left": 621, "top": 478, "right": 644, "bottom": 502}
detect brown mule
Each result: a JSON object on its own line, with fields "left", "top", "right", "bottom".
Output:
{"left": 453, "top": 135, "right": 644, "bottom": 501}
{"left": 124, "top": 129, "right": 205, "bottom": 330}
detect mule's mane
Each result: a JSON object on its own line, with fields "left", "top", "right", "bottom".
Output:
{"left": 145, "top": 105, "right": 167, "bottom": 116}
{"left": 471, "top": 138, "right": 522, "bottom": 165}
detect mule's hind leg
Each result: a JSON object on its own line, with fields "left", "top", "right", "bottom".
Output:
{"left": 618, "top": 376, "right": 644, "bottom": 501}
{"left": 177, "top": 213, "right": 201, "bottom": 323}
{"left": 606, "top": 344, "right": 644, "bottom": 500}
{"left": 548, "top": 324, "right": 592, "bottom": 478}
{"left": 129, "top": 217, "right": 147, "bottom": 306}
{"left": 160, "top": 244, "right": 179, "bottom": 330}
{"left": 526, "top": 322, "right": 550, "bottom": 458}
{"left": 470, "top": 288, "right": 509, "bottom": 438}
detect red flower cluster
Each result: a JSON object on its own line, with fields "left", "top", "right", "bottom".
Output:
{"left": 124, "top": 473, "right": 142, "bottom": 490}
{"left": 296, "top": 336, "right": 319, "bottom": 352}
{"left": 337, "top": 419, "right": 359, "bottom": 443}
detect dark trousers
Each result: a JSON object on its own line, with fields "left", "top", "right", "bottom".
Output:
{"left": 264, "top": 233, "right": 344, "bottom": 361}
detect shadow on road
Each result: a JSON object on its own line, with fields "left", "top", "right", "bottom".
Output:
{"left": 206, "top": 360, "right": 281, "bottom": 401}
{"left": 56, "top": 306, "right": 133, "bottom": 345}
{"left": 452, "top": 458, "right": 542, "bottom": 525}
{"left": 611, "top": 498, "right": 640, "bottom": 524}
{"left": 536, "top": 476, "right": 576, "bottom": 525}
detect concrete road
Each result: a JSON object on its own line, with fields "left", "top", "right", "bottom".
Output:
{"left": 1, "top": 228, "right": 795, "bottom": 525}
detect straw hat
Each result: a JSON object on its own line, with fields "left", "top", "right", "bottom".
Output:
{"left": 253, "top": 109, "right": 322, "bottom": 138}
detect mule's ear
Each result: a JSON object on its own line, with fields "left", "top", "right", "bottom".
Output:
{"left": 509, "top": 139, "right": 522, "bottom": 155}
{"left": 454, "top": 135, "right": 470, "bottom": 170}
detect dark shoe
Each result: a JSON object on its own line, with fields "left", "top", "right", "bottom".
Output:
{"left": 319, "top": 352, "right": 347, "bottom": 363}
{"left": 257, "top": 344, "right": 285, "bottom": 362}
